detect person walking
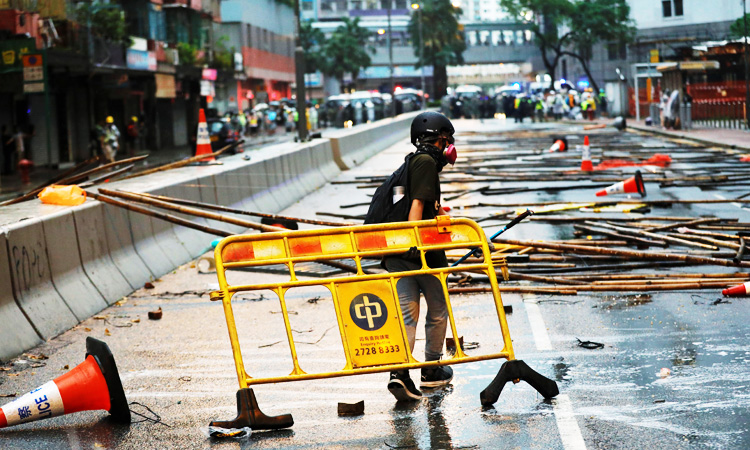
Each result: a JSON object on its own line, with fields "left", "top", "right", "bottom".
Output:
{"left": 375, "top": 111, "right": 457, "bottom": 402}
{"left": 101, "top": 116, "right": 120, "bottom": 164}
{"left": 125, "top": 116, "right": 139, "bottom": 156}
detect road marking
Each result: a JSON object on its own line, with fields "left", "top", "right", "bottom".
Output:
{"left": 523, "top": 294, "right": 552, "bottom": 351}
{"left": 524, "top": 294, "right": 587, "bottom": 450}
{"left": 554, "top": 394, "right": 588, "bottom": 450}
{"left": 713, "top": 193, "right": 750, "bottom": 211}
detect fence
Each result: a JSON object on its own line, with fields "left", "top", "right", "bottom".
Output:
{"left": 691, "top": 101, "right": 748, "bottom": 130}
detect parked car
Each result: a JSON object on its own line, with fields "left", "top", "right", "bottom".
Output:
{"left": 322, "top": 94, "right": 354, "bottom": 128}
{"left": 393, "top": 88, "right": 423, "bottom": 114}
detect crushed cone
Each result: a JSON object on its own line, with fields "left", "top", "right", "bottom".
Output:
{"left": 549, "top": 138, "right": 567, "bottom": 152}
{"left": 0, "top": 337, "right": 130, "bottom": 428}
{"left": 195, "top": 108, "right": 215, "bottom": 162}
{"left": 722, "top": 282, "right": 750, "bottom": 297}
{"left": 580, "top": 136, "right": 593, "bottom": 171}
{"left": 595, "top": 170, "right": 646, "bottom": 197}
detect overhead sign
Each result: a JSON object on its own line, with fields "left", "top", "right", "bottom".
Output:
{"left": 0, "top": 38, "right": 35, "bottom": 73}
{"left": 200, "top": 79, "right": 215, "bottom": 97}
{"left": 202, "top": 68, "right": 217, "bottom": 81}
{"left": 155, "top": 73, "right": 176, "bottom": 98}
{"left": 126, "top": 49, "right": 156, "bottom": 71}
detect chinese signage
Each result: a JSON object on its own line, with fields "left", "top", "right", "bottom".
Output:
{"left": 22, "top": 54, "right": 46, "bottom": 94}
{"left": 155, "top": 73, "right": 176, "bottom": 98}
{"left": 0, "top": 38, "right": 35, "bottom": 73}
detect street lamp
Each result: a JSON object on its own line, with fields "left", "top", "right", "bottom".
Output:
{"left": 293, "top": 0, "right": 308, "bottom": 142}
{"left": 387, "top": 1, "right": 396, "bottom": 117}
{"left": 411, "top": 2, "right": 426, "bottom": 109}
{"left": 743, "top": 0, "right": 749, "bottom": 130}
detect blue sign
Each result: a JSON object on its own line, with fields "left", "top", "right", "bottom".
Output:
{"left": 127, "top": 49, "right": 152, "bottom": 71}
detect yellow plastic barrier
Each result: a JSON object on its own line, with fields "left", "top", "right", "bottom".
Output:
{"left": 208, "top": 217, "right": 558, "bottom": 431}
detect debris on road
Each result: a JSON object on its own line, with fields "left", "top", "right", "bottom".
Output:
{"left": 337, "top": 400, "right": 365, "bottom": 416}
{"left": 148, "top": 308, "right": 163, "bottom": 320}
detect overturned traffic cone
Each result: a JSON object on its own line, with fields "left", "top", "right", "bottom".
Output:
{"left": 0, "top": 337, "right": 130, "bottom": 428}
{"left": 722, "top": 282, "right": 750, "bottom": 296}
{"left": 195, "top": 108, "right": 215, "bottom": 162}
{"left": 549, "top": 137, "right": 567, "bottom": 152}
{"left": 580, "top": 136, "right": 593, "bottom": 171}
{"left": 595, "top": 170, "right": 646, "bottom": 197}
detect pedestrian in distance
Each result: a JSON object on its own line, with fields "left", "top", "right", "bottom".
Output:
{"left": 125, "top": 116, "right": 139, "bottom": 156}
{"left": 100, "top": 116, "right": 120, "bottom": 164}
{"left": 365, "top": 111, "right": 458, "bottom": 402}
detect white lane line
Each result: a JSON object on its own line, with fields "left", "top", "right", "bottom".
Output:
{"left": 554, "top": 394, "right": 588, "bottom": 450}
{"left": 713, "top": 193, "right": 749, "bottom": 211}
{"left": 524, "top": 294, "right": 587, "bottom": 450}
{"left": 523, "top": 294, "right": 552, "bottom": 351}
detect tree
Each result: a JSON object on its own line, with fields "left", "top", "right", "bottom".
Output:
{"left": 501, "top": 0, "right": 635, "bottom": 92}
{"left": 74, "top": 2, "right": 131, "bottom": 46}
{"left": 500, "top": 0, "right": 573, "bottom": 89}
{"left": 322, "top": 18, "right": 375, "bottom": 90}
{"left": 730, "top": 13, "right": 750, "bottom": 38}
{"left": 408, "top": 0, "right": 466, "bottom": 99}
{"left": 300, "top": 20, "right": 326, "bottom": 74}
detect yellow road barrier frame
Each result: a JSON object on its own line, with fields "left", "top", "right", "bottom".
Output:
{"left": 210, "top": 217, "right": 515, "bottom": 389}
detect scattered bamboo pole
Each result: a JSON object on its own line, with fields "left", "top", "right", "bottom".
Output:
{"left": 734, "top": 237, "right": 746, "bottom": 264}
{"left": 79, "top": 164, "right": 134, "bottom": 188}
{"left": 665, "top": 232, "right": 740, "bottom": 250}
{"left": 645, "top": 217, "right": 722, "bottom": 232}
{"left": 494, "top": 238, "right": 750, "bottom": 268}
{"left": 574, "top": 224, "right": 667, "bottom": 247}
{"left": 120, "top": 141, "right": 240, "bottom": 180}
{"left": 86, "top": 191, "right": 234, "bottom": 237}
{"left": 679, "top": 228, "right": 740, "bottom": 241}
{"left": 0, "top": 156, "right": 99, "bottom": 206}
{"left": 507, "top": 271, "right": 588, "bottom": 285}
{"left": 590, "top": 278, "right": 749, "bottom": 285}
{"left": 59, "top": 155, "right": 149, "bottom": 186}
{"left": 448, "top": 286, "right": 578, "bottom": 295}
{"left": 477, "top": 199, "right": 750, "bottom": 208}
{"left": 137, "top": 191, "right": 354, "bottom": 227}
{"left": 592, "top": 221, "right": 718, "bottom": 250}
{"left": 98, "top": 188, "right": 284, "bottom": 233}
{"left": 561, "top": 272, "right": 749, "bottom": 281}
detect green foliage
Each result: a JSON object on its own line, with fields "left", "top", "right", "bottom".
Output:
{"left": 273, "top": 0, "right": 294, "bottom": 6}
{"left": 212, "top": 35, "right": 235, "bottom": 71}
{"left": 730, "top": 13, "right": 750, "bottom": 38}
{"left": 407, "top": 0, "right": 466, "bottom": 69}
{"left": 177, "top": 42, "right": 199, "bottom": 66}
{"left": 301, "top": 20, "right": 326, "bottom": 74}
{"left": 74, "top": 2, "right": 130, "bottom": 46}
{"left": 501, "top": 0, "right": 635, "bottom": 91}
{"left": 321, "top": 18, "right": 375, "bottom": 85}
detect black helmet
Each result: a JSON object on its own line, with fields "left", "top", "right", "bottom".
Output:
{"left": 410, "top": 111, "right": 454, "bottom": 145}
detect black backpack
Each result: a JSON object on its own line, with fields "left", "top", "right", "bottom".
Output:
{"left": 364, "top": 152, "right": 417, "bottom": 225}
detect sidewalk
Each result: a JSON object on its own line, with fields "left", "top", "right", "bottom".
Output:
{"left": 0, "top": 132, "right": 294, "bottom": 203}
{"left": 626, "top": 119, "right": 750, "bottom": 152}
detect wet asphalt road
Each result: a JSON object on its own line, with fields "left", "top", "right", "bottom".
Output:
{"left": 1, "top": 119, "right": 749, "bottom": 449}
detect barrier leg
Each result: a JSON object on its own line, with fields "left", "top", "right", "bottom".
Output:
{"left": 210, "top": 388, "right": 294, "bottom": 431}
{"left": 480, "top": 360, "right": 559, "bottom": 406}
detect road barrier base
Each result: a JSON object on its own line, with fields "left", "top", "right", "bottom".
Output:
{"left": 210, "top": 388, "right": 294, "bottom": 431}
{"left": 480, "top": 359, "right": 559, "bottom": 406}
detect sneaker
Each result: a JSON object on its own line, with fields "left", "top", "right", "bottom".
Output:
{"left": 420, "top": 365, "right": 454, "bottom": 389}
{"left": 388, "top": 371, "right": 422, "bottom": 402}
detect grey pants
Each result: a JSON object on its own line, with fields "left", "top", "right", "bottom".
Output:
{"left": 385, "top": 257, "right": 448, "bottom": 362}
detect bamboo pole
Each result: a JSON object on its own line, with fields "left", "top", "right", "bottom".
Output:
{"left": 574, "top": 224, "right": 667, "bottom": 247}
{"left": 86, "top": 191, "right": 234, "bottom": 237}
{"left": 645, "top": 217, "right": 722, "bottom": 232}
{"left": 59, "top": 155, "right": 149, "bottom": 186}
{"left": 79, "top": 164, "right": 134, "bottom": 188}
{"left": 591, "top": 221, "right": 718, "bottom": 250}
{"left": 448, "top": 287, "right": 578, "bottom": 295}
{"left": 120, "top": 141, "right": 241, "bottom": 180}
{"left": 590, "top": 278, "right": 749, "bottom": 285}
{"left": 136, "top": 191, "right": 354, "bottom": 227}
{"left": 98, "top": 188, "right": 284, "bottom": 233}
{"left": 494, "top": 238, "right": 750, "bottom": 268}
{"left": 477, "top": 199, "right": 750, "bottom": 208}
{"left": 561, "top": 272, "right": 749, "bottom": 281}
{"left": 665, "top": 232, "right": 740, "bottom": 250}
{"left": 0, "top": 156, "right": 99, "bottom": 206}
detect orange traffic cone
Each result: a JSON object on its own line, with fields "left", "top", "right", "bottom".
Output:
{"left": 549, "top": 138, "right": 567, "bottom": 152}
{"left": 580, "top": 136, "right": 593, "bottom": 171}
{"left": 723, "top": 282, "right": 750, "bottom": 296}
{"left": 195, "top": 108, "right": 215, "bottom": 162}
{"left": 0, "top": 337, "right": 130, "bottom": 428}
{"left": 595, "top": 170, "right": 646, "bottom": 197}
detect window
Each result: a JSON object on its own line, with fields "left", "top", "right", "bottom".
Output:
{"left": 662, "top": 0, "right": 683, "bottom": 18}
{"left": 607, "top": 41, "right": 627, "bottom": 60}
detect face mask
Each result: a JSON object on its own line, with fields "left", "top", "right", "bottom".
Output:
{"left": 444, "top": 144, "right": 457, "bottom": 165}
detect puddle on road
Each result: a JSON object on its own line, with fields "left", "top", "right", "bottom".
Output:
{"left": 597, "top": 294, "right": 653, "bottom": 310}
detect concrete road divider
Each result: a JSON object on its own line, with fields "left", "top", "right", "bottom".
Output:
{"left": 327, "top": 112, "right": 419, "bottom": 171}
{"left": 0, "top": 229, "right": 43, "bottom": 361}
{"left": 4, "top": 217, "right": 79, "bottom": 339}
{"left": 0, "top": 117, "right": 414, "bottom": 360}
{"left": 72, "top": 202, "right": 133, "bottom": 304}
{"left": 101, "top": 201, "right": 154, "bottom": 288}
{"left": 40, "top": 209, "right": 109, "bottom": 318}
